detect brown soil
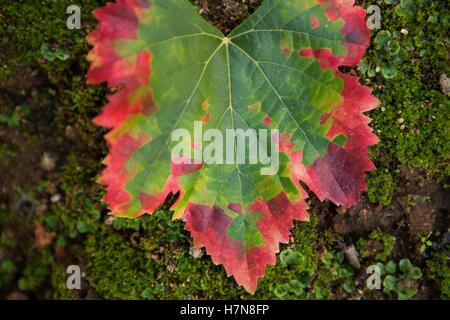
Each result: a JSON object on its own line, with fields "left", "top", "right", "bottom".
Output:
{"left": 193, "top": 0, "right": 262, "bottom": 34}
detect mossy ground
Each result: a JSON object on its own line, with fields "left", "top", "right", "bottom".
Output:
{"left": 0, "top": 0, "right": 448, "bottom": 299}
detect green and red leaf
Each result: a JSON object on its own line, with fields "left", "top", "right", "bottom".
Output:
{"left": 87, "top": 0, "right": 379, "bottom": 293}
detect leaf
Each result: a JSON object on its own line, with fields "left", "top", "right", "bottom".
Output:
{"left": 409, "top": 267, "right": 422, "bottom": 280}
{"left": 385, "top": 260, "right": 397, "bottom": 274}
{"left": 289, "top": 279, "right": 306, "bottom": 295}
{"left": 399, "top": 258, "right": 413, "bottom": 274}
{"left": 398, "top": 287, "right": 416, "bottom": 300}
{"left": 343, "top": 281, "right": 355, "bottom": 294}
{"left": 87, "top": 0, "right": 378, "bottom": 293}
{"left": 321, "top": 251, "right": 334, "bottom": 266}
{"left": 376, "top": 262, "right": 386, "bottom": 276}
{"left": 280, "top": 249, "right": 304, "bottom": 266}
{"left": 383, "top": 275, "right": 397, "bottom": 292}
{"left": 274, "top": 283, "right": 291, "bottom": 298}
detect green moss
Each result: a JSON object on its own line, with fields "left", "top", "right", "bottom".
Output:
{"left": 269, "top": 218, "right": 325, "bottom": 299}
{"left": 85, "top": 232, "right": 158, "bottom": 299}
{"left": 45, "top": 153, "right": 103, "bottom": 239}
{"left": 266, "top": 214, "right": 358, "bottom": 300}
{"left": 370, "top": 77, "right": 449, "bottom": 179}
{"left": 49, "top": 265, "right": 74, "bottom": 299}
{"left": 366, "top": 169, "right": 396, "bottom": 205}
{"left": 83, "top": 210, "right": 336, "bottom": 299}
{"left": 18, "top": 249, "right": 53, "bottom": 292}
{"left": 0, "top": 261, "right": 15, "bottom": 288}
{"left": 0, "top": 0, "right": 106, "bottom": 81}
{"left": 360, "top": 0, "right": 450, "bottom": 180}
{"left": 426, "top": 248, "right": 450, "bottom": 299}
{"left": 85, "top": 212, "right": 247, "bottom": 299}
{"left": 357, "top": 229, "right": 396, "bottom": 262}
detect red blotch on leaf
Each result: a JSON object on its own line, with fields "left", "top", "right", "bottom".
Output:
{"left": 311, "top": 16, "right": 320, "bottom": 28}
{"left": 316, "top": 0, "right": 370, "bottom": 66}
{"left": 263, "top": 116, "right": 272, "bottom": 126}
{"left": 228, "top": 203, "right": 242, "bottom": 214}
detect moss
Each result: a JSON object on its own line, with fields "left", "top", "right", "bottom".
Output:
{"left": 82, "top": 210, "right": 228, "bottom": 299}
{"left": 85, "top": 232, "right": 157, "bottom": 299}
{"left": 426, "top": 247, "right": 450, "bottom": 299}
{"left": 44, "top": 152, "right": 104, "bottom": 239}
{"left": 83, "top": 210, "right": 337, "bottom": 299}
{"left": 85, "top": 213, "right": 247, "bottom": 299}
{"left": 0, "top": 0, "right": 106, "bottom": 81}
{"left": 268, "top": 217, "right": 325, "bottom": 299}
{"left": 360, "top": 0, "right": 450, "bottom": 181}
{"left": 357, "top": 229, "right": 396, "bottom": 262}
{"left": 0, "top": 260, "right": 15, "bottom": 288}
{"left": 370, "top": 77, "right": 449, "bottom": 179}
{"left": 264, "top": 214, "right": 353, "bottom": 300}
{"left": 17, "top": 249, "right": 53, "bottom": 292}
{"left": 50, "top": 265, "right": 74, "bottom": 299}
{"left": 366, "top": 169, "right": 396, "bottom": 205}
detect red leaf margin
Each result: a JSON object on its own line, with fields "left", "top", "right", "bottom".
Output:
{"left": 87, "top": 0, "right": 155, "bottom": 216}
{"left": 297, "top": 0, "right": 380, "bottom": 207}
